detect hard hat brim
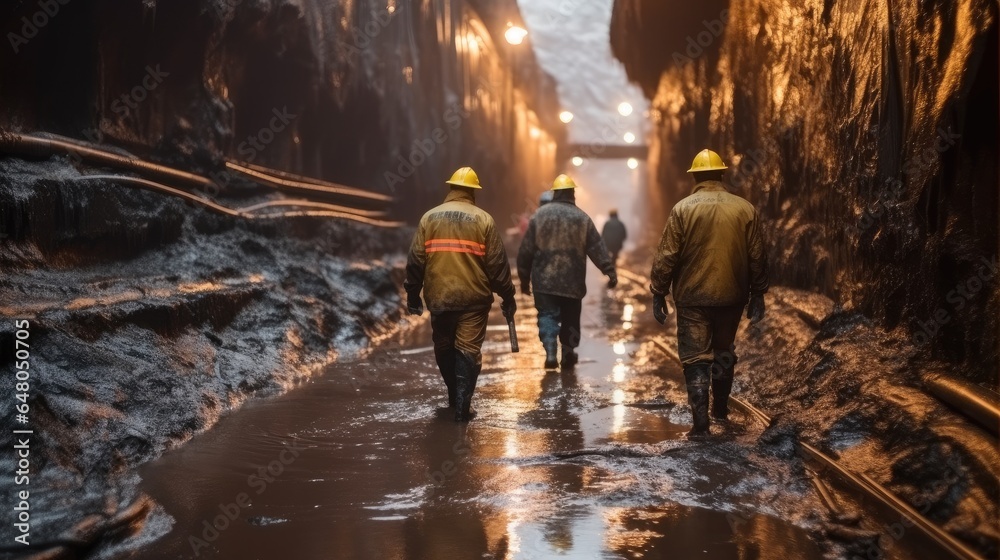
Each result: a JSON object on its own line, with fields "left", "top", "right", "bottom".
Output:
{"left": 550, "top": 184, "right": 576, "bottom": 190}
{"left": 446, "top": 180, "right": 483, "bottom": 189}
{"left": 687, "top": 164, "right": 728, "bottom": 173}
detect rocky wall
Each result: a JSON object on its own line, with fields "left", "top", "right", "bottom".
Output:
{"left": 610, "top": 0, "right": 999, "bottom": 383}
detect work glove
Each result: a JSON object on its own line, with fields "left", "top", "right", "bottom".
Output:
{"left": 520, "top": 282, "right": 531, "bottom": 296}
{"left": 652, "top": 294, "right": 669, "bottom": 325}
{"left": 747, "top": 294, "right": 765, "bottom": 325}
{"left": 406, "top": 294, "right": 424, "bottom": 316}
{"left": 607, "top": 272, "right": 618, "bottom": 289}
{"left": 501, "top": 298, "right": 517, "bottom": 319}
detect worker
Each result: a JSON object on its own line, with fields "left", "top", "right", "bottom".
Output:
{"left": 601, "top": 208, "right": 628, "bottom": 265}
{"left": 404, "top": 166, "right": 517, "bottom": 422}
{"left": 518, "top": 174, "right": 617, "bottom": 369}
{"left": 649, "top": 149, "right": 768, "bottom": 439}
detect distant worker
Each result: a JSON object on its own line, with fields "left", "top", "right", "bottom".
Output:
{"left": 518, "top": 174, "right": 617, "bottom": 369}
{"left": 404, "top": 167, "right": 517, "bottom": 422}
{"left": 601, "top": 209, "right": 628, "bottom": 264}
{"left": 649, "top": 149, "right": 768, "bottom": 439}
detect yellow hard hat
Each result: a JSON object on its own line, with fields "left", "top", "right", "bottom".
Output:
{"left": 687, "top": 149, "right": 728, "bottom": 173}
{"left": 551, "top": 174, "right": 577, "bottom": 190}
{"left": 446, "top": 166, "right": 482, "bottom": 189}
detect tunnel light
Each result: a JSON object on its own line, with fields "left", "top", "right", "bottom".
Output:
{"left": 623, "top": 132, "right": 636, "bottom": 144}
{"left": 529, "top": 127, "right": 541, "bottom": 139}
{"left": 559, "top": 110, "right": 574, "bottom": 123}
{"left": 627, "top": 158, "right": 639, "bottom": 169}
{"left": 617, "top": 102, "right": 633, "bottom": 116}
{"left": 571, "top": 156, "right": 584, "bottom": 167}
{"left": 505, "top": 24, "right": 528, "bottom": 45}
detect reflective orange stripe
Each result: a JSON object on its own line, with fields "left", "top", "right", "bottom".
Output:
{"left": 425, "top": 238, "right": 486, "bottom": 249}
{"left": 426, "top": 247, "right": 486, "bottom": 256}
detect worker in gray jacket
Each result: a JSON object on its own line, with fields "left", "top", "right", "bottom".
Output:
{"left": 518, "top": 174, "right": 618, "bottom": 369}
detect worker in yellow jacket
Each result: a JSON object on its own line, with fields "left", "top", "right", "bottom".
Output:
{"left": 650, "top": 149, "right": 769, "bottom": 438}
{"left": 404, "top": 167, "right": 516, "bottom": 422}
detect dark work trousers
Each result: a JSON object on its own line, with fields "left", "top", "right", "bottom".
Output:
{"left": 430, "top": 310, "right": 489, "bottom": 403}
{"left": 676, "top": 304, "right": 744, "bottom": 375}
{"left": 534, "top": 292, "right": 583, "bottom": 349}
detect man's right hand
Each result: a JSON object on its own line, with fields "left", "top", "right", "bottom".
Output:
{"left": 406, "top": 295, "right": 424, "bottom": 316}
{"left": 653, "top": 294, "right": 669, "bottom": 325}
{"left": 520, "top": 282, "right": 531, "bottom": 296}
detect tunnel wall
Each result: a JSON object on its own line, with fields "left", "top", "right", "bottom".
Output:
{"left": 610, "top": 0, "right": 999, "bottom": 383}
{"left": 0, "top": 0, "right": 563, "bottom": 223}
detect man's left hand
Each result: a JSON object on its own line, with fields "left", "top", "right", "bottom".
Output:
{"left": 747, "top": 294, "right": 765, "bottom": 325}
{"left": 607, "top": 272, "right": 618, "bottom": 289}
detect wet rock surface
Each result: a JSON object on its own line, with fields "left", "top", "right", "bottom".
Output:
{"left": 0, "top": 156, "right": 407, "bottom": 556}
{"left": 609, "top": 0, "right": 999, "bottom": 384}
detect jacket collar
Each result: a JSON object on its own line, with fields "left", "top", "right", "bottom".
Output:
{"left": 692, "top": 180, "right": 727, "bottom": 194}
{"left": 444, "top": 188, "right": 476, "bottom": 204}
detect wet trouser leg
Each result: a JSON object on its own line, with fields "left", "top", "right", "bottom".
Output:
{"left": 445, "top": 310, "right": 488, "bottom": 422}
{"left": 431, "top": 313, "right": 458, "bottom": 406}
{"left": 676, "top": 304, "right": 745, "bottom": 431}
{"left": 534, "top": 293, "right": 561, "bottom": 367}
{"left": 559, "top": 296, "right": 582, "bottom": 367}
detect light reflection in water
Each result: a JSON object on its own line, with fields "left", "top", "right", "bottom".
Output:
{"left": 612, "top": 361, "right": 627, "bottom": 383}
{"left": 622, "top": 304, "right": 634, "bottom": 322}
{"left": 613, "top": 341, "right": 627, "bottom": 355}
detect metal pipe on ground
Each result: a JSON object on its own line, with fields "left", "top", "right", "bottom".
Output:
{"left": 922, "top": 373, "right": 1000, "bottom": 437}
{"left": 225, "top": 161, "right": 393, "bottom": 205}
{"left": 0, "top": 132, "right": 215, "bottom": 191}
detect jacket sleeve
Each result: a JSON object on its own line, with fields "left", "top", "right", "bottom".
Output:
{"left": 516, "top": 218, "right": 536, "bottom": 288}
{"left": 402, "top": 223, "right": 426, "bottom": 299}
{"left": 484, "top": 220, "right": 515, "bottom": 301}
{"left": 585, "top": 220, "right": 615, "bottom": 276}
{"left": 650, "top": 210, "right": 683, "bottom": 296}
{"left": 747, "top": 210, "right": 769, "bottom": 295}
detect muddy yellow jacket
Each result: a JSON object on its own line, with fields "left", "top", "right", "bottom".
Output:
{"left": 650, "top": 180, "right": 768, "bottom": 306}
{"left": 404, "top": 189, "right": 515, "bottom": 312}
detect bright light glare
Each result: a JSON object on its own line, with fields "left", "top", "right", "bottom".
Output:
{"left": 613, "top": 362, "right": 627, "bottom": 383}
{"left": 559, "top": 111, "right": 574, "bottom": 123}
{"left": 529, "top": 127, "right": 540, "bottom": 139}
{"left": 623, "top": 132, "right": 636, "bottom": 144}
{"left": 623, "top": 304, "right": 634, "bottom": 322}
{"left": 618, "top": 102, "right": 633, "bottom": 116}
{"left": 627, "top": 158, "right": 639, "bottom": 169}
{"left": 571, "top": 156, "right": 584, "bottom": 167}
{"left": 505, "top": 25, "right": 528, "bottom": 45}
{"left": 613, "top": 340, "right": 627, "bottom": 355}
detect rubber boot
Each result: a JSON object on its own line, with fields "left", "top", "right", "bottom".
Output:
{"left": 543, "top": 340, "right": 559, "bottom": 369}
{"left": 454, "top": 353, "right": 481, "bottom": 422}
{"left": 684, "top": 364, "right": 711, "bottom": 439}
{"left": 561, "top": 346, "right": 578, "bottom": 369}
{"left": 434, "top": 348, "right": 457, "bottom": 407}
{"left": 711, "top": 377, "right": 733, "bottom": 420}
{"left": 711, "top": 352, "right": 736, "bottom": 420}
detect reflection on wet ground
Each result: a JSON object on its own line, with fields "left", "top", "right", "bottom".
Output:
{"left": 134, "top": 271, "right": 824, "bottom": 559}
